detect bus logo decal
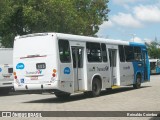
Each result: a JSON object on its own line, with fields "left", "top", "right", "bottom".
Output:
{"left": 64, "top": 67, "right": 70, "bottom": 74}
{"left": 26, "top": 70, "right": 42, "bottom": 75}
{"left": 16, "top": 63, "right": 25, "bottom": 70}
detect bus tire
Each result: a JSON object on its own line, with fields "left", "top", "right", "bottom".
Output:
{"left": 91, "top": 78, "right": 101, "bottom": 97}
{"left": 133, "top": 75, "right": 141, "bottom": 89}
{"left": 54, "top": 92, "right": 70, "bottom": 99}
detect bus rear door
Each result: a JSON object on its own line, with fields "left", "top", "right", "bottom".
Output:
{"left": 71, "top": 47, "right": 84, "bottom": 92}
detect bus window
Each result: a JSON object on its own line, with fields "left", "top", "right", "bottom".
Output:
{"left": 157, "top": 60, "right": 160, "bottom": 67}
{"left": 150, "top": 62, "right": 156, "bottom": 70}
{"left": 58, "top": 40, "right": 71, "bottom": 63}
{"left": 134, "top": 47, "right": 142, "bottom": 61}
{"left": 86, "top": 42, "right": 102, "bottom": 62}
{"left": 118, "top": 45, "right": 125, "bottom": 62}
{"left": 101, "top": 43, "right": 108, "bottom": 62}
{"left": 124, "top": 46, "right": 134, "bottom": 62}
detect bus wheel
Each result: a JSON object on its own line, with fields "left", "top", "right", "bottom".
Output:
{"left": 54, "top": 92, "right": 70, "bottom": 99}
{"left": 133, "top": 75, "right": 141, "bottom": 89}
{"left": 91, "top": 78, "right": 101, "bottom": 97}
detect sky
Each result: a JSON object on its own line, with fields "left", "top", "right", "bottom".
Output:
{"left": 97, "top": 0, "right": 160, "bottom": 43}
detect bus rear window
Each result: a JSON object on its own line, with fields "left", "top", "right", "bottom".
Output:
{"left": 8, "top": 68, "right": 13, "bottom": 73}
{"left": 58, "top": 40, "right": 71, "bottom": 63}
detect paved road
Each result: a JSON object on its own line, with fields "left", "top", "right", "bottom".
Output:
{"left": 0, "top": 75, "right": 160, "bottom": 120}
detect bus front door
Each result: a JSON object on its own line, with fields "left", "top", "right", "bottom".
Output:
{"left": 72, "top": 47, "right": 84, "bottom": 92}
{"left": 109, "top": 49, "right": 117, "bottom": 86}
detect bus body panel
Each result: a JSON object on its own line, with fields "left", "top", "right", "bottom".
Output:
{"left": 59, "top": 62, "right": 73, "bottom": 93}
{"left": 156, "top": 67, "right": 160, "bottom": 74}
{"left": 14, "top": 34, "right": 61, "bottom": 91}
{"left": 0, "top": 65, "right": 13, "bottom": 88}
{"left": 0, "top": 49, "right": 13, "bottom": 89}
{"left": 119, "top": 62, "right": 134, "bottom": 86}
{"left": 87, "top": 63, "right": 110, "bottom": 91}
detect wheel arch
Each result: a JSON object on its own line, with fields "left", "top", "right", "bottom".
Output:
{"left": 91, "top": 74, "right": 102, "bottom": 90}
{"left": 134, "top": 72, "right": 142, "bottom": 84}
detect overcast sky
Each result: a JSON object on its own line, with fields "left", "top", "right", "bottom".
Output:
{"left": 97, "top": 0, "right": 160, "bottom": 43}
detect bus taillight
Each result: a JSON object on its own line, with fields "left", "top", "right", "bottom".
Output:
{"left": 13, "top": 72, "right": 17, "bottom": 79}
{"left": 14, "top": 76, "right": 17, "bottom": 79}
{"left": 53, "top": 69, "right": 56, "bottom": 73}
{"left": 13, "top": 72, "right": 16, "bottom": 76}
{"left": 52, "top": 73, "right": 56, "bottom": 77}
{"left": 52, "top": 69, "right": 57, "bottom": 77}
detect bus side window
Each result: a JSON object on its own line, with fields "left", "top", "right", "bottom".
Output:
{"left": 124, "top": 46, "right": 134, "bottom": 62}
{"left": 134, "top": 47, "right": 142, "bottom": 61}
{"left": 101, "top": 43, "right": 108, "bottom": 62}
{"left": 58, "top": 39, "right": 71, "bottom": 63}
{"left": 118, "top": 45, "right": 125, "bottom": 62}
{"left": 157, "top": 60, "right": 160, "bottom": 67}
{"left": 86, "top": 42, "right": 102, "bottom": 62}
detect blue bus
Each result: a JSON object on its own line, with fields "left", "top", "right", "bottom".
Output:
{"left": 149, "top": 59, "right": 160, "bottom": 74}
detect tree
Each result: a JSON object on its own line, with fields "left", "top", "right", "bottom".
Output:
{"left": 0, "top": 0, "right": 109, "bottom": 47}
{"left": 146, "top": 41, "right": 160, "bottom": 59}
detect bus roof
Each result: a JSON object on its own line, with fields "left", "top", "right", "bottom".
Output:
{"left": 15, "top": 32, "right": 145, "bottom": 46}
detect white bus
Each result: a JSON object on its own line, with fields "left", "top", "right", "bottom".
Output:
{"left": 13, "top": 33, "right": 150, "bottom": 98}
{"left": 0, "top": 48, "right": 13, "bottom": 95}
{"left": 149, "top": 59, "right": 160, "bottom": 74}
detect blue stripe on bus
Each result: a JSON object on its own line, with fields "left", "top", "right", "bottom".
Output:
{"left": 132, "top": 61, "right": 146, "bottom": 84}
{"left": 129, "top": 42, "right": 145, "bottom": 47}
{"left": 156, "top": 67, "right": 160, "bottom": 74}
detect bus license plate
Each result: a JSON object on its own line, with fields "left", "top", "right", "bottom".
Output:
{"left": 31, "top": 76, "right": 38, "bottom": 80}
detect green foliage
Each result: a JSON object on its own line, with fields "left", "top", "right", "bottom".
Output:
{"left": 147, "top": 41, "right": 160, "bottom": 59}
{"left": 0, "top": 0, "right": 109, "bottom": 47}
